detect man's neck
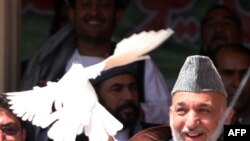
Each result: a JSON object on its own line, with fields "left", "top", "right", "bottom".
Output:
{"left": 77, "top": 41, "right": 113, "bottom": 58}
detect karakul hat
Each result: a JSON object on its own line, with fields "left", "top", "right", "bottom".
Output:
{"left": 171, "top": 55, "right": 227, "bottom": 97}
{"left": 90, "top": 62, "right": 137, "bottom": 85}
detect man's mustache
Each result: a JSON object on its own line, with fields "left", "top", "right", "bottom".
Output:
{"left": 115, "top": 101, "right": 138, "bottom": 113}
{"left": 182, "top": 126, "right": 208, "bottom": 134}
{"left": 84, "top": 16, "right": 105, "bottom": 23}
{"left": 211, "top": 33, "right": 228, "bottom": 42}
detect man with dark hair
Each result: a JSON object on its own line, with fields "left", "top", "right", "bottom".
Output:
{"left": 75, "top": 63, "right": 161, "bottom": 141}
{"left": 0, "top": 94, "right": 26, "bottom": 141}
{"left": 209, "top": 44, "right": 250, "bottom": 124}
{"left": 200, "top": 5, "right": 243, "bottom": 55}
{"left": 92, "top": 64, "right": 141, "bottom": 141}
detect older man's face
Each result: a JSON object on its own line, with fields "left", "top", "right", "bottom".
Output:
{"left": 170, "top": 92, "right": 228, "bottom": 141}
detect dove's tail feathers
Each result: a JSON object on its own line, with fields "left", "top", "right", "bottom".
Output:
{"left": 96, "top": 103, "right": 123, "bottom": 135}
{"left": 84, "top": 103, "right": 123, "bottom": 141}
{"left": 48, "top": 120, "right": 80, "bottom": 141}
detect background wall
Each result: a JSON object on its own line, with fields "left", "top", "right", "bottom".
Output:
{"left": 0, "top": 0, "right": 20, "bottom": 92}
{"left": 21, "top": 0, "right": 250, "bottom": 89}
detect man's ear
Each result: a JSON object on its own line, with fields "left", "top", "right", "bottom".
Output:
{"left": 22, "top": 128, "right": 26, "bottom": 141}
{"left": 115, "top": 9, "right": 124, "bottom": 24}
{"left": 108, "top": 136, "right": 114, "bottom": 141}
{"left": 169, "top": 106, "right": 173, "bottom": 125}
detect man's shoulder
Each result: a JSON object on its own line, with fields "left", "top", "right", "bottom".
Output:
{"left": 129, "top": 125, "right": 172, "bottom": 141}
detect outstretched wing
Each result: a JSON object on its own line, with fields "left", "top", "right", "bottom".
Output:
{"left": 7, "top": 84, "right": 59, "bottom": 128}
{"left": 6, "top": 63, "right": 101, "bottom": 129}
{"left": 104, "top": 28, "right": 174, "bottom": 70}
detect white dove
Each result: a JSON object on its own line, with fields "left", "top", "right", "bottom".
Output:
{"left": 6, "top": 28, "right": 174, "bottom": 141}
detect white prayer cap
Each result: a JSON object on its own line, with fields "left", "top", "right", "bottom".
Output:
{"left": 171, "top": 55, "right": 227, "bottom": 97}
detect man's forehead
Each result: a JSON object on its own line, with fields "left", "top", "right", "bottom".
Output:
{"left": 203, "top": 9, "right": 238, "bottom": 24}
{"left": 206, "top": 8, "right": 235, "bottom": 18}
{"left": 174, "top": 101, "right": 212, "bottom": 109}
{"left": 0, "top": 109, "right": 19, "bottom": 124}
{"left": 173, "top": 92, "right": 212, "bottom": 102}
{"left": 217, "top": 48, "right": 250, "bottom": 59}
{"left": 204, "top": 16, "right": 236, "bottom": 23}
{"left": 216, "top": 51, "right": 250, "bottom": 67}
{"left": 172, "top": 91, "right": 225, "bottom": 105}
{"left": 217, "top": 62, "right": 250, "bottom": 71}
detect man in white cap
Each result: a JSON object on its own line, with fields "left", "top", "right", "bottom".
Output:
{"left": 170, "top": 55, "right": 233, "bottom": 141}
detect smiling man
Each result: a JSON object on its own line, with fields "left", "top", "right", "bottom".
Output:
{"left": 170, "top": 55, "right": 233, "bottom": 141}
{"left": 128, "top": 55, "right": 234, "bottom": 141}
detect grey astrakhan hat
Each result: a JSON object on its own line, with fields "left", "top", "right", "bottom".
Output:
{"left": 171, "top": 55, "right": 227, "bottom": 97}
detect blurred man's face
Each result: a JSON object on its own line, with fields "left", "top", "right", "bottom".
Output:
{"left": 0, "top": 108, "right": 26, "bottom": 141}
{"left": 99, "top": 74, "right": 139, "bottom": 128}
{"left": 68, "top": 0, "right": 122, "bottom": 44}
{"left": 202, "top": 8, "right": 241, "bottom": 52}
{"left": 215, "top": 48, "right": 250, "bottom": 112}
{"left": 170, "top": 92, "right": 228, "bottom": 141}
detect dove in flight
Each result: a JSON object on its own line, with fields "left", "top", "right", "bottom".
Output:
{"left": 6, "top": 28, "right": 174, "bottom": 141}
